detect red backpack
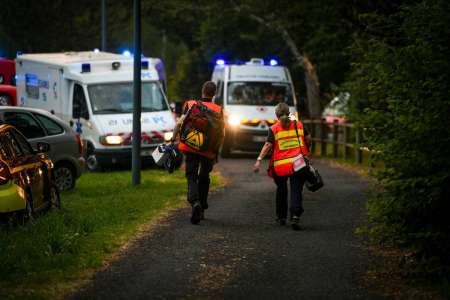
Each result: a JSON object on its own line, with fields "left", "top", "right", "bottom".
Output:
{"left": 179, "top": 100, "right": 224, "bottom": 156}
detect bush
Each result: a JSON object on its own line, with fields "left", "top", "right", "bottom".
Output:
{"left": 347, "top": 0, "right": 450, "bottom": 278}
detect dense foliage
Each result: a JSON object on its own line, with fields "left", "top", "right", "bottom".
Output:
{"left": 347, "top": 0, "right": 450, "bottom": 277}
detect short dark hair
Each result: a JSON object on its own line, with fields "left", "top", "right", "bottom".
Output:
{"left": 202, "top": 81, "right": 216, "bottom": 98}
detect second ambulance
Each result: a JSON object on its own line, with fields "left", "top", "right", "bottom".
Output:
{"left": 211, "top": 58, "right": 298, "bottom": 157}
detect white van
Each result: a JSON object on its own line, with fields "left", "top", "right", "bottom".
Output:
{"left": 16, "top": 51, "right": 175, "bottom": 170}
{"left": 211, "top": 58, "right": 298, "bottom": 156}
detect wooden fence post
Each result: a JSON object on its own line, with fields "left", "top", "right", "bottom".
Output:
{"left": 355, "top": 129, "right": 362, "bottom": 164}
{"left": 320, "top": 119, "right": 327, "bottom": 157}
{"left": 310, "top": 121, "right": 316, "bottom": 155}
{"left": 343, "top": 125, "right": 349, "bottom": 160}
{"left": 332, "top": 121, "right": 338, "bottom": 158}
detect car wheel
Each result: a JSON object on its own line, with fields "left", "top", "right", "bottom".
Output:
{"left": 48, "top": 185, "right": 61, "bottom": 209}
{"left": 0, "top": 94, "right": 12, "bottom": 106}
{"left": 54, "top": 164, "right": 75, "bottom": 191}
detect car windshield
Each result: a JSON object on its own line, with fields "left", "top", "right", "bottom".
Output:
{"left": 88, "top": 82, "right": 168, "bottom": 114}
{"left": 227, "top": 82, "right": 294, "bottom": 106}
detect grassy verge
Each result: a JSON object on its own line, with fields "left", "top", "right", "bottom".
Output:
{"left": 0, "top": 168, "right": 221, "bottom": 300}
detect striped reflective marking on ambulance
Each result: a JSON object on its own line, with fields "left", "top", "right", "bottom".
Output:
{"left": 106, "top": 131, "right": 166, "bottom": 145}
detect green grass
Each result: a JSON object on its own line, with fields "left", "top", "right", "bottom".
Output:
{"left": 0, "top": 168, "right": 221, "bottom": 300}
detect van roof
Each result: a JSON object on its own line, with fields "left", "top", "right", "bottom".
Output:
{"left": 17, "top": 51, "right": 128, "bottom": 66}
{"left": 229, "top": 65, "right": 288, "bottom": 82}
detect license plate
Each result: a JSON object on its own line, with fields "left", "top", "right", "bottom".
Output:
{"left": 141, "top": 149, "right": 153, "bottom": 156}
{"left": 252, "top": 135, "right": 266, "bottom": 142}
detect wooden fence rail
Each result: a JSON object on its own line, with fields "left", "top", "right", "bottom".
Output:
{"left": 302, "top": 119, "right": 369, "bottom": 165}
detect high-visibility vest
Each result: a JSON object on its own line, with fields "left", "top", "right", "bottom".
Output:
{"left": 269, "top": 120, "right": 309, "bottom": 177}
{"left": 178, "top": 99, "right": 223, "bottom": 160}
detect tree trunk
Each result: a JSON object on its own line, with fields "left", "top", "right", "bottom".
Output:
{"left": 277, "top": 27, "right": 321, "bottom": 118}
{"left": 234, "top": 5, "right": 322, "bottom": 118}
{"left": 302, "top": 55, "right": 321, "bottom": 118}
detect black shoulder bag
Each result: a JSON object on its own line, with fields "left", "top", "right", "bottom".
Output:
{"left": 294, "top": 120, "right": 324, "bottom": 192}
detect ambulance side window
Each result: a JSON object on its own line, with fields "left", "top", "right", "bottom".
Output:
{"left": 215, "top": 81, "right": 223, "bottom": 106}
{"left": 72, "top": 84, "right": 89, "bottom": 120}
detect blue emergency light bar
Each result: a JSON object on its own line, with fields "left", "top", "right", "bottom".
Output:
{"left": 269, "top": 59, "right": 279, "bottom": 66}
{"left": 122, "top": 50, "right": 131, "bottom": 57}
{"left": 81, "top": 63, "right": 91, "bottom": 73}
{"left": 216, "top": 59, "right": 225, "bottom": 65}
{"left": 93, "top": 48, "right": 100, "bottom": 53}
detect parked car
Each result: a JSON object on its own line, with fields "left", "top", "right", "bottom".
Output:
{"left": 0, "top": 58, "right": 15, "bottom": 85}
{"left": 0, "top": 124, "right": 60, "bottom": 220}
{"left": 0, "top": 84, "right": 17, "bottom": 106}
{"left": 322, "top": 92, "right": 349, "bottom": 124}
{"left": 0, "top": 107, "right": 84, "bottom": 191}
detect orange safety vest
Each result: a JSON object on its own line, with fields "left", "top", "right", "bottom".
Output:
{"left": 178, "top": 99, "right": 223, "bottom": 160}
{"left": 269, "top": 120, "right": 309, "bottom": 177}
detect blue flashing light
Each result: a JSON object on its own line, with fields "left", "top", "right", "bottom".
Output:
{"left": 269, "top": 59, "right": 278, "bottom": 66}
{"left": 216, "top": 59, "right": 225, "bottom": 66}
{"left": 122, "top": 50, "right": 131, "bottom": 57}
{"left": 93, "top": 48, "right": 100, "bottom": 53}
{"left": 81, "top": 63, "right": 91, "bottom": 73}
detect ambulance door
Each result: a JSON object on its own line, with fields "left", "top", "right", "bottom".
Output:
{"left": 70, "top": 82, "right": 93, "bottom": 144}
{"left": 48, "top": 67, "right": 63, "bottom": 115}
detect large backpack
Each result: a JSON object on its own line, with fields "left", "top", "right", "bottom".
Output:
{"left": 180, "top": 101, "right": 224, "bottom": 155}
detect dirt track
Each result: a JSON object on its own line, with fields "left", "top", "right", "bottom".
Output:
{"left": 67, "top": 158, "right": 390, "bottom": 300}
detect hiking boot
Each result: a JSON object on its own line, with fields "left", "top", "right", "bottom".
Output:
{"left": 291, "top": 216, "right": 301, "bottom": 231}
{"left": 191, "top": 202, "right": 202, "bottom": 225}
{"left": 277, "top": 218, "right": 287, "bottom": 226}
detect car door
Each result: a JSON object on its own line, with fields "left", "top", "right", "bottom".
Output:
{"left": 5, "top": 129, "right": 46, "bottom": 210}
{"left": 2, "top": 111, "right": 46, "bottom": 146}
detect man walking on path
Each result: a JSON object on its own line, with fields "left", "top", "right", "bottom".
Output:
{"left": 171, "top": 81, "right": 224, "bottom": 224}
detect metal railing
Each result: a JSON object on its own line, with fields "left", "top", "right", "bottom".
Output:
{"left": 302, "top": 119, "right": 369, "bottom": 164}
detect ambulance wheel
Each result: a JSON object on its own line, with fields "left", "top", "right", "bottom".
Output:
{"left": 220, "top": 141, "right": 232, "bottom": 158}
{"left": 86, "top": 154, "right": 100, "bottom": 171}
{"left": 0, "top": 94, "right": 12, "bottom": 106}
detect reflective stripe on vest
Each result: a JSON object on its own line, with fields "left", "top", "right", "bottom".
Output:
{"left": 270, "top": 120, "right": 308, "bottom": 177}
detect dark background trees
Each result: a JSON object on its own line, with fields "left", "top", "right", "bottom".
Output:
{"left": 1, "top": 0, "right": 449, "bottom": 285}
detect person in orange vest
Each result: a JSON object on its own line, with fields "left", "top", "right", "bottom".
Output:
{"left": 171, "top": 81, "right": 224, "bottom": 224}
{"left": 253, "top": 103, "right": 311, "bottom": 230}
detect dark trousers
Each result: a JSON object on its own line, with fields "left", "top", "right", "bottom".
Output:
{"left": 274, "top": 170, "right": 306, "bottom": 220}
{"left": 184, "top": 152, "right": 214, "bottom": 209}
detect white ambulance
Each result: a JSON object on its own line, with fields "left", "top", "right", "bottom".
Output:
{"left": 15, "top": 51, "right": 175, "bottom": 170}
{"left": 211, "top": 58, "right": 298, "bottom": 156}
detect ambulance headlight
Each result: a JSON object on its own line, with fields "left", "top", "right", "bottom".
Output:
{"left": 100, "top": 135, "right": 124, "bottom": 145}
{"left": 228, "top": 114, "right": 241, "bottom": 127}
{"left": 164, "top": 131, "right": 174, "bottom": 142}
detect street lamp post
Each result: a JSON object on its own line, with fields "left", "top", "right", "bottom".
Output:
{"left": 101, "top": 0, "right": 107, "bottom": 51}
{"left": 132, "top": 0, "right": 142, "bottom": 185}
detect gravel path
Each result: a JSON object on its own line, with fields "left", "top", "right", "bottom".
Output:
{"left": 67, "top": 158, "right": 390, "bottom": 300}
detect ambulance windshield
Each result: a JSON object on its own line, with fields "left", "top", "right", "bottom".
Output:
{"left": 227, "top": 82, "right": 294, "bottom": 106}
{"left": 88, "top": 82, "right": 168, "bottom": 114}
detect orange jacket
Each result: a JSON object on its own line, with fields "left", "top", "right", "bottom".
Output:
{"left": 269, "top": 120, "right": 309, "bottom": 177}
{"left": 178, "top": 99, "right": 222, "bottom": 160}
